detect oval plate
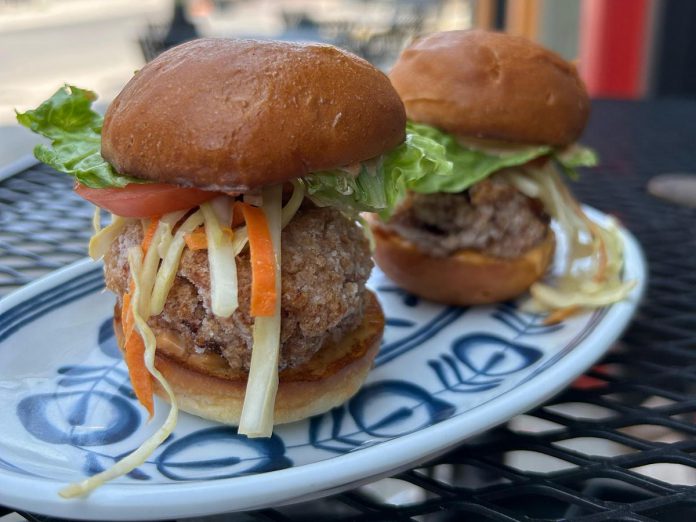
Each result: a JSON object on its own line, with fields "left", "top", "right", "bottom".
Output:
{"left": 0, "top": 208, "right": 646, "bottom": 520}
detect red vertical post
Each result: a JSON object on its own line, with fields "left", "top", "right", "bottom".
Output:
{"left": 579, "top": 0, "right": 651, "bottom": 98}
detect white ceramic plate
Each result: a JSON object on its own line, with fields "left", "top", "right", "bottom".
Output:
{"left": 0, "top": 208, "right": 646, "bottom": 520}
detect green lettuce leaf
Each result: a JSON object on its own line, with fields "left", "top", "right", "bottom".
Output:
{"left": 303, "top": 160, "right": 395, "bottom": 217}
{"left": 401, "top": 123, "right": 552, "bottom": 192}
{"left": 556, "top": 144, "right": 598, "bottom": 168}
{"left": 303, "top": 125, "right": 457, "bottom": 218}
{"left": 304, "top": 122, "right": 555, "bottom": 219}
{"left": 553, "top": 144, "right": 599, "bottom": 180}
{"left": 16, "top": 85, "right": 144, "bottom": 188}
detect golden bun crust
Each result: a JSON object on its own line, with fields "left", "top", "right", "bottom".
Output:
{"left": 389, "top": 30, "right": 589, "bottom": 146}
{"left": 102, "top": 38, "right": 406, "bottom": 191}
{"left": 114, "top": 291, "right": 384, "bottom": 425}
{"left": 370, "top": 225, "right": 555, "bottom": 305}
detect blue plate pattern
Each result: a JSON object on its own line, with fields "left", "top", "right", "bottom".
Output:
{"left": 0, "top": 262, "right": 608, "bottom": 485}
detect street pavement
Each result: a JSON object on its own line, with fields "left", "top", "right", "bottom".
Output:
{"left": 0, "top": 0, "right": 170, "bottom": 167}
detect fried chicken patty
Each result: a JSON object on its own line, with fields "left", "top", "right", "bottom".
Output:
{"left": 104, "top": 204, "right": 372, "bottom": 371}
{"left": 382, "top": 178, "right": 549, "bottom": 258}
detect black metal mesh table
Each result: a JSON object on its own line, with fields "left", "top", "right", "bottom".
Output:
{"left": 1, "top": 99, "right": 695, "bottom": 521}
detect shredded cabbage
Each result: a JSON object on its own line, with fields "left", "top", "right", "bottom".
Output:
{"left": 238, "top": 185, "right": 283, "bottom": 437}
{"left": 88, "top": 213, "right": 132, "bottom": 260}
{"left": 138, "top": 211, "right": 186, "bottom": 317}
{"left": 281, "top": 180, "right": 305, "bottom": 228}
{"left": 92, "top": 206, "right": 101, "bottom": 234}
{"left": 503, "top": 164, "right": 636, "bottom": 315}
{"left": 227, "top": 181, "right": 302, "bottom": 261}
{"left": 149, "top": 211, "right": 204, "bottom": 316}
{"left": 59, "top": 247, "right": 178, "bottom": 497}
{"left": 231, "top": 226, "right": 249, "bottom": 256}
{"left": 201, "top": 199, "right": 239, "bottom": 317}
{"left": 211, "top": 195, "right": 232, "bottom": 225}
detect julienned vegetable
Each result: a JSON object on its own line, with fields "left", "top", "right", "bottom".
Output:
{"left": 122, "top": 284, "right": 154, "bottom": 417}
{"left": 201, "top": 200, "right": 239, "bottom": 318}
{"left": 119, "top": 218, "right": 159, "bottom": 416}
{"left": 238, "top": 185, "right": 284, "bottom": 437}
{"left": 183, "top": 228, "right": 208, "bottom": 251}
{"left": 60, "top": 245, "right": 182, "bottom": 499}
{"left": 503, "top": 165, "right": 636, "bottom": 316}
{"left": 241, "top": 202, "right": 278, "bottom": 318}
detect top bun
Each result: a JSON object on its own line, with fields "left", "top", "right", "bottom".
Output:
{"left": 389, "top": 30, "right": 589, "bottom": 146}
{"left": 102, "top": 38, "right": 406, "bottom": 191}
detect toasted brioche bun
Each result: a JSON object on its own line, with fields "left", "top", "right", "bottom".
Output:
{"left": 114, "top": 290, "right": 384, "bottom": 425}
{"left": 389, "top": 30, "right": 589, "bottom": 146}
{"left": 370, "top": 224, "right": 555, "bottom": 306}
{"left": 102, "top": 38, "right": 406, "bottom": 192}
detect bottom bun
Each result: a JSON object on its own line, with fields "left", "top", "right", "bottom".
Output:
{"left": 114, "top": 290, "right": 384, "bottom": 426}
{"left": 371, "top": 225, "right": 555, "bottom": 306}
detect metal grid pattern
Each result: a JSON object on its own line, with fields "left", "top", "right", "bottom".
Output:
{"left": 2, "top": 100, "right": 695, "bottom": 521}
{"left": 0, "top": 164, "right": 94, "bottom": 294}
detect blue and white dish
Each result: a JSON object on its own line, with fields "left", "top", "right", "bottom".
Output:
{"left": 0, "top": 208, "right": 645, "bottom": 520}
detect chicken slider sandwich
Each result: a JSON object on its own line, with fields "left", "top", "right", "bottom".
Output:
{"left": 367, "top": 30, "right": 635, "bottom": 319}
{"left": 17, "top": 38, "right": 415, "bottom": 495}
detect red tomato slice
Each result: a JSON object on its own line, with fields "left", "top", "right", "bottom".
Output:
{"left": 75, "top": 183, "right": 219, "bottom": 217}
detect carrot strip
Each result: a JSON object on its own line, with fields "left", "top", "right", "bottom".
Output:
{"left": 121, "top": 217, "right": 160, "bottom": 418}
{"left": 543, "top": 305, "right": 581, "bottom": 325}
{"left": 141, "top": 217, "right": 160, "bottom": 254}
{"left": 184, "top": 226, "right": 234, "bottom": 250}
{"left": 240, "top": 203, "right": 277, "bottom": 317}
{"left": 124, "top": 327, "right": 154, "bottom": 417}
{"left": 184, "top": 228, "right": 208, "bottom": 250}
{"left": 231, "top": 201, "right": 245, "bottom": 228}
{"left": 121, "top": 284, "right": 154, "bottom": 417}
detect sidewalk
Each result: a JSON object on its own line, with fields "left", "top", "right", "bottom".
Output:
{"left": 1, "top": 0, "right": 171, "bottom": 167}
{"left": 0, "top": 0, "right": 168, "bottom": 33}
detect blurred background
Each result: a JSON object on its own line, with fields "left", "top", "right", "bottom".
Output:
{"left": 0, "top": 0, "right": 689, "bottom": 166}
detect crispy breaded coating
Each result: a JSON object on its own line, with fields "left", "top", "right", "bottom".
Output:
{"left": 104, "top": 205, "right": 372, "bottom": 371}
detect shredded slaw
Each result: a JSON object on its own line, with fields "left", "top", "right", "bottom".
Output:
{"left": 238, "top": 185, "right": 284, "bottom": 437}
{"left": 503, "top": 164, "right": 636, "bottom": 317}
{"left": 201, "top": 199, "right": 239, "bottom": 317}
{"left": 88, "top": 213, "right": 133, "bottom": 260}
{"left": 59, "top": 247, "right": 179, "bottom": 498}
